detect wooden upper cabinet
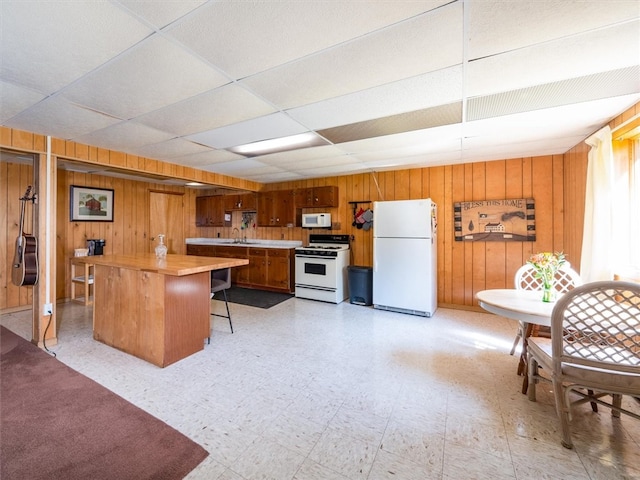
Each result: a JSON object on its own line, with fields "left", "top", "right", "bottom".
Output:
{"left": 195, "top": 196, "right": 209, "bottom": 226}
{"left": 256, "top": 192, "right": 273, "bottom": 227}
{"left": 224, "top": 193, "right": 257, "bottom": 211}
{"left": 257, "top": 190, "right": 294, "bottom": 227}
{"left": 195, "top": 196, "right": 225, "bottom": 226}
{"left": 295, "top": 186, "right": 339, "bottom": 208}
{"left": 272, "top": 190, "right": 294, "bottom": 226}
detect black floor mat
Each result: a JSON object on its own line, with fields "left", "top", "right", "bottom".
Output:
{"left": 212, "top": 286, "right": 293, "bottom": 309}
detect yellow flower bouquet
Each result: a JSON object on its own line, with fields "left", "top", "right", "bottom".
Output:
{"left": 527, "top": 251, "right": 566, "bottom": 302}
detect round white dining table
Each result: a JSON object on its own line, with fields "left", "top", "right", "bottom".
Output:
{"left": 476, "top": 289, "right": 556, "bottom": 327}
{"left": 476, "top": 288, "right": 559, "bottom": 393}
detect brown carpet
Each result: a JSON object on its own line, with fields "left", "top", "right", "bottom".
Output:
{"left": 0, "top": 326, "right": 208, "bottom": 480}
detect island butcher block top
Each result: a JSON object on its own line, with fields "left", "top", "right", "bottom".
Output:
{"left": 73, "top": 253, "right": 248, "bottom": 275}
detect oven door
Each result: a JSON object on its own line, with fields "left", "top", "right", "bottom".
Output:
{"left": 295, "top": 255, "right": 337, "bottom": 290}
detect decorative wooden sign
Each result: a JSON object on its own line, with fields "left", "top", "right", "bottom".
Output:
{"left": 454, "top": 198, "right": 535, "bottom": 242}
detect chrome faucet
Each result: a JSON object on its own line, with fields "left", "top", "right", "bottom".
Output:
{"left": 232, "top": 227, "right": 240, "bottom": 243}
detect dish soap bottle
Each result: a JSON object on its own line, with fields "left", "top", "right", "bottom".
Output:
{"left": 155, "top": 234, "right": 167, "bottom": 259}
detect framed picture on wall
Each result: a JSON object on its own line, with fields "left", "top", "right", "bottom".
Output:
{"left": 70, "top": 185, "right": 114, "bottom": 222}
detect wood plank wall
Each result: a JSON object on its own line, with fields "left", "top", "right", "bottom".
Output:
{"left": 229, "top": 156, "right": 567, "bottom": 309}
{"left": 55, "top": 170, "right": 201, "bottom": 302}
{"left": 2, "top": 101, "right": 638, "bottom": 310}
{"left": 1, "top": 161, "right": 35, "bottom": 310}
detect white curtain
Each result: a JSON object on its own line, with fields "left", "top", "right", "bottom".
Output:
{"left": 580, "top": 126, "right": 615, "bottom": 282}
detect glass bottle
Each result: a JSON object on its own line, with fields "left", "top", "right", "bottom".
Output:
{"left": 155, "top": 234, "right": 167, "bottom": 259}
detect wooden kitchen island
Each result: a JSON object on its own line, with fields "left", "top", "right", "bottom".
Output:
{"left": 73, "top": 254, "right": 248, "bottom": 367}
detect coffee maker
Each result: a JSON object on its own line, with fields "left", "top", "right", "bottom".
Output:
{"left": 87, "top": 239, "right": 105, "bottom": 256}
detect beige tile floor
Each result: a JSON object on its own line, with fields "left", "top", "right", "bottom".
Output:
{"left": 2, "top": 298, "right": 639, "bottom": 480}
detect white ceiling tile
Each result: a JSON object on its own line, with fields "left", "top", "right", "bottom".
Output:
{"left": 283, "top": 154, "right": 359, "bottom": 170}
{"left": 257, "top": 145, "right": 348, "bottom": 166}
{"left": 59, "top": 36, "right": 230, "bottom": 119}
{"left": 287, "top": 66, "right": 463, "bottom": 130}
{"left": 2, "top": 0, "right": 639, "bottom": 184}
{"left": 290, "top": 162, "right": 370, "bottom": 177}
{"left": 114, "top": 0, "right": 207, "bottom": 29}
{"left": 201, "top": 158, "right": 282, "bottom": 176}
{"left": 360, "top": 149, "right": 463, "bottom": 170}
{"left": 354, "top": 137, "right": 463, "bottom": 162}
{"left": 168, "top": 0, "right": 451, "bottom": 79}
{"left": 5, "top": 97, "right": 121, "bottom": 139}
{"left": 186, "top": 113, "right": 309, "bottom": 149}
{"left": 468, "top": 21, "right": 640, "bottom": 97}
{"left": 0, "top": 1, "right": 151, "bottom": 94}
{"left": 459, "top": 140, "right": 576, "bottom": 163}
{"left": 135, "top": 84, "right": 276, "bottom": 136}
{"left": 241, "top": 2, "right": 463, "bottom": 109}
{"left": 72, "top": 121, "right": 174, "bottom": 151}
{"left": 464, "top": 95, "right": 640, "bottom": 140}
{"left": 468, "top": 66, "right": 639, "bottom": 121}
{"left": 242, "top": 171, "right": 304, "bottom": 182}
{"left": 336, "top": 124, "right": 463, "bottom": 155}
{"left": 468, "top": 0, "right": 640, "bottom": 60}
{"left": 127, "top": 138, "right": 211, "bottom": 159}
{"left": 0, "top": 82, "right": 45, "bottom": 123}
{"left": 171, "top": 149, "right": 245, "bottom": 168}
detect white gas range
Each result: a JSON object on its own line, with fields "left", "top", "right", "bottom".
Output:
{"left": 295, "top": 234, "right": 350, "bottom": 304}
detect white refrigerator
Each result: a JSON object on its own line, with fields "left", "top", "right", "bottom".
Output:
{"left": 373, "top": 199, "right": 437, "bottom": 317}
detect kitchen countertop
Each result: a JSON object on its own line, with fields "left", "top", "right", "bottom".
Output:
{"left": 73, "top": 253, "right": 248, "bottom": 276}
{"left": 186, "top": 238, "right": 302, "bottom": 249}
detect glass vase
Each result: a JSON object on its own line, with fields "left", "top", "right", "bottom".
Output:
{"left": 542, "top": 281, "right": 555, "bottom": 302}
{"left": 155, "top": 234, "right": 167, "bottom": 259}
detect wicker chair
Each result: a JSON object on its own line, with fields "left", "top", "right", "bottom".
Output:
{"left": 510, "top": 262, "right": 582, "bottom": 355}
{"left": 527, "top": 281, "right": 640, "bottom": 448}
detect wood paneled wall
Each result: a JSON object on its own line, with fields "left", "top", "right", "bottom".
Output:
{"left": 1, "top": 161, "right": 35, "bottom": 310}
{"left": 55, "top": 170, "right": 201, "bottom": 302}
{"left": 2, "top": 102, "right": 639, "bottom": 311}
{"left": 216, "top": 156, "right": 567, "bottom": 308}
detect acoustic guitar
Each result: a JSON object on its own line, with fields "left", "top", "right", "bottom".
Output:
{"left": 12, "top": 186, "right": 38, "bottom": 286}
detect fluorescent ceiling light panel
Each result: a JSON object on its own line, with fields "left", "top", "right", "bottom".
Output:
{"left": 228, "top": 132, "right": 329, "bottom": 156}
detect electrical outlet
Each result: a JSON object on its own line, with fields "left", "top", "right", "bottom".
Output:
{"left": 43, "top": 303, "right": 53, "bottom": 316}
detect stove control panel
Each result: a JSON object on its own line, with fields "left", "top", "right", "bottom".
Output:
{"left": 307, "top": 234, "right": 351, "bottom": 247}
{"left": 296, "top": 249, "right": 339, "bottom": 257}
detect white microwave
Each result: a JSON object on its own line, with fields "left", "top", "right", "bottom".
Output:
{"left": 301, "top": 213, "right": 331, "bottom": 228}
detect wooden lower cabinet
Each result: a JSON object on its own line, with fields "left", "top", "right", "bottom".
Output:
{"left": 187, "top": 244, "right": 294, "bottom": 293}
{"left": 186, "top": 244, "right": 216, "bottom": 256}
{"left": 265, "top": 249, "right": 290, "bottom": 290}
{"left": 214, "top": 246, "right": 247, "bottom": 284}
{"left": 248, "top": 248, "right": 267, "bottom": 286}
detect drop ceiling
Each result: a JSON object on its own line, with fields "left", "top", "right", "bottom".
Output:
{"left": 1, "top": 0, "right": 639, "bottom": 184}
